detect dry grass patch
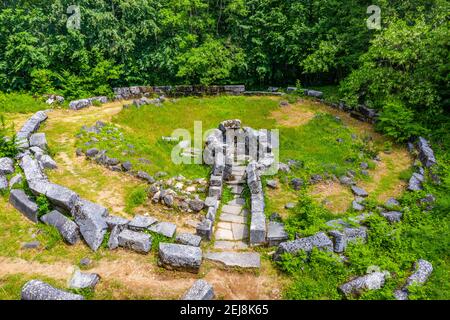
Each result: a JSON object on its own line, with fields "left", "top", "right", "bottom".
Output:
{"left": 309, "top": 180, "right": 353, "bottom": 214}
{"left": 265, "top": 180, "right": 299, "bottom": 219}
{"left": 360, "top": 148, "right": 412, "bottom": 202}
{"left": 269, "top": 102, "right": 316, "bottom": 127}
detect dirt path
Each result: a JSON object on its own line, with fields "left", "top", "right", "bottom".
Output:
{"left": 0, "top": 256, "right": 282, "bottom": 299}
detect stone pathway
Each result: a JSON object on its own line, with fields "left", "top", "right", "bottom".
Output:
{"left": 213, "top": 165, "right": 249, "bottom": 250}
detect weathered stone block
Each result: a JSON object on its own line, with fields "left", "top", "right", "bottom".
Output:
{"left": 182, "top": 279, "right": 214, "bottom": 300}
{"left": 21, "top": 280, "right": 84, "bottom": 300}
{"left": 158, "top": 243, "right": 202, "bottom": 273}
{"left": 118, "top": 229, "right": 152, "bottom": 253}
{"left": 274, "top": 232, "right": 333, "bottom": 260}
{"left": 9, "top": 189, "right": 39, "bottom": 223}
{"left": 176, "top": 233, "right": 202, "bottom": 247}
{"left": 41, "top": 210, "right": 80, "bottom": 245}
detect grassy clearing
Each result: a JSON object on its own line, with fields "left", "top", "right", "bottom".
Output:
{"left": 0, "top": 92, "right": 49, "bottom": 114}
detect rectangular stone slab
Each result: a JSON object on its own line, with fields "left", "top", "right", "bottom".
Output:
{"left": 118, "top": 229, "right": 152, "bottom": 254}
{"left": 9, "top": 189, "right": 39, "bottom": 223}
{"left": 204, "top": 252, "right": 260, "bottom": 269}
{"left": 158, "top": 243, "right": 202, "bottom": 273}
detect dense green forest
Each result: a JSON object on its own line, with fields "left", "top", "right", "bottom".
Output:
{"left": 1, "top": 0, "right": 449, "bottom": 144}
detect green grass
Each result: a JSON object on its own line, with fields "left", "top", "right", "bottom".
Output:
{"left": 104, "top": 96, "right": 371, "bottom": 181}
{"left": 124, "top": 185, "right": 148, "bottom": 214}
{"left": 0, "top": 92, "right": 48, "bottom": 113}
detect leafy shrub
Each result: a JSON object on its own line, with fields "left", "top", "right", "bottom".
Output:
{"left": 376, "top": 101, "right": 426, "bottom": 142}
{"left": 36, "top": 194, "right": 51, "bottom": 218}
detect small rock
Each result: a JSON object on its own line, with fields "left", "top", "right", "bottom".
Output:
{"left": 351, "top": 186, "right": 369, "bottom": 197}
{"left": 182, "top": 279, "right": 214, "bottom": 300}
{"left": 352, "top": 201, "right": 365, "bottom": 211}
{"left": 122, "top": 161, "right": 132, "bottom": 171}
{"left": 290, "top": 178, "right": 304, "bottom": 190}
{"left": 86, "top": 148, "right": 99, "bottom": 158}
{"left": 22, "top": 241, "right": 40, "bottom": 249}
{"left": 266, "top": 179, "right": 278, "bottom": 189}
{"left": 80, "top": 258, "right": 92, "bottom": 267}
{"left": 189, "top": 199, "right": 205, "bottom": 212}
{"left": 69, "top": 270, "right": 100, "bottom": 289}
{"left": 381, "top": 211, "right": 402, "bottom": 223}
{"left": 285, "top": 202, "right": 296, "bottom": 209}
{"left": 385, "top": 198, "right": 400, "bottom": 207}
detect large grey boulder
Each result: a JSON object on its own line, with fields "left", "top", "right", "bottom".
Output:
{"left": 9, "top": 189, "right": 39, "bottom": 223}
{"left": 176, "top": 233, "right": 202, "bottom": 247}
{"left": 339, "top": 271, "right": 389, "bottom": 298}
{"left": 71, "top": 199, "right": 108, "bottom": 251}
{"left": 148, "top": 222, "right": 177, "bottom": 238}
{"left": 21, "top": 280, "right": 84, "bottom": 300}
{"left": 395, "top": 259, "right": 433, "bottom": 300}
{"left": 29, "top": 180, "right": 79, "bottom": 213}
{"left": 29, "top": 133, "right": 48, "bottom": 150}
{"left": 118, "top": 229, "right": 152, "bottom": 253}
{"left": 274, "top": 232, "right": 333, "bottom": 260}
{"left": 16, "top": 111, "right": 48, "bottom": 141}
{"left": 417, "top": 137, "right": 436, "bottom": 168}
{"left": 182, "top": 279, "right": 214, "bottom": 300}
{"left": 158, "top": 243, "right": 202, "bottom": 273}
{"left": 107, "top": 225, "right": 121, "bottom": 250}
{"left": 128, "top": 215, "right": 157, "bottom": 231}
{"left": 40, "top": 210, "right": 80, "bottom": 245}
{"left": 69, "top": 270, "right": 100, "bottom": 289}
{"left": 19, "top": 155, "right": 47, "bottom": 182}
{"left": 0, "top": 157, "right": 14, "bottom": 175}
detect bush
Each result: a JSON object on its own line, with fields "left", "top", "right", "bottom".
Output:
{"left": 36, "top": 194, "right": 51, "bottom": 218}
{"left": 0, "top": 115, "right": 19, "bottom": 157}
{"left": 376, "top": 101, "right": 426, "bottom": 142}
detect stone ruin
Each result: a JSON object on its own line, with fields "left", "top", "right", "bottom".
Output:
{"left": 197, "top": 119, "right": 278, "bottom": 246}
